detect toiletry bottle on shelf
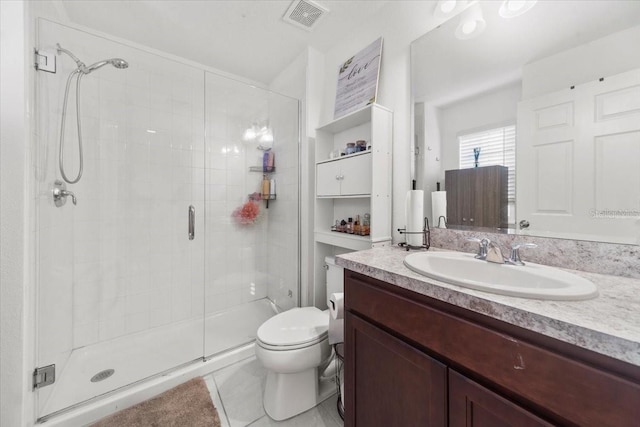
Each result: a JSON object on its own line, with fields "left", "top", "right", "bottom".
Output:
{"left": 267, "top": 152, "right": 275, "bottom": 172}
{"left": 262, "top": 175, "right": 270, "bottom": 199}
{"left": 346, "top": 217, "right": 354, "bottom": 234}
{"left": 339, "top": 219, "right": 347, "bottom": 232}
{"left": 353, "top": 215, "right": 361, "bottom": 235}
{"left": 269, "top": 179, "right": 276, "bottom": 198}
{"left": 363, "top": 213, "right": 370, "bottom": 236}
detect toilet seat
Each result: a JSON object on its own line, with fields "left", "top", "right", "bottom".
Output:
{"left": 257, "top": 307, "right": 329, "bottom": 350}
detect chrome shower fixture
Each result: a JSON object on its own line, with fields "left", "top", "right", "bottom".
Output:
{"left": 85, "top": 58, "right": 129, "bottom": 73}
{"left": 56, "top": 44, "right": 128, "bottom": 184}
{"left": 56, "top": 43, "right": 129, "bottom": 75}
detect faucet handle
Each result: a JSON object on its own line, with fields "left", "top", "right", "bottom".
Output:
{"left": 467, "top": 237, "right": 491, "bottom": 259}
{"left": 507, "top": 243, "right": 537, "bottom": 266}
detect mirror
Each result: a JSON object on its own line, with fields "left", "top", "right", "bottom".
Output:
{"left": 411, "top": 0, "right": 640, "bottom": 244}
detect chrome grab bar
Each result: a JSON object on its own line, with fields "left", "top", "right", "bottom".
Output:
{"left": 188, "top": 205, "right": 195, "bottom": 240}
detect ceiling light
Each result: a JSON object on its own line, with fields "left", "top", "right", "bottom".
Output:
{"left": 455, "top": 2, "right": 486, "bottom": 40}
{"left": 434, "top": 0, "right": 468, "bottom": 20}
{"left": 499, "top": 0, "right": 537, "bottom": 19}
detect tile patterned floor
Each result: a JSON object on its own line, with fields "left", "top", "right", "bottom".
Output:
{"left": 204, "top": 356, "right": 343, "bottom": 427}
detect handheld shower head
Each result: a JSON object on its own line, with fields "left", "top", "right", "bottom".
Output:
{"left": 110, "top": 58, "right": 129, "bottom": 69}
{"left": 56, "top": 44, "right": 129, "bottom": 74}
{"left": 84, "top": 58, "right": 129, "bottom": 74}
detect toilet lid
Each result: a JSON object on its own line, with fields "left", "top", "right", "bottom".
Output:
{"left": 257, "top": 307, "right": 329, "bottom": 347}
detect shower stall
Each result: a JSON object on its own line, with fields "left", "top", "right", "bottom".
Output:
{"left": 34, "top": 19, "right": 300, "bottom": 421}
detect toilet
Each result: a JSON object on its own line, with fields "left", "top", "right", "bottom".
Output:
{"left": 255, "top": 256, "right": 344, "bottom": 421}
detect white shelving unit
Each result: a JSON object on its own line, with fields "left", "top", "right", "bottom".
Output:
{"left": 312, "top": 104, "right": 393, "bottom": 308}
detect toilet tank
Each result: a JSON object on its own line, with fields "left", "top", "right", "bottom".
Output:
{"left": 325, "top": 256, "right": 344, "bottom": 308}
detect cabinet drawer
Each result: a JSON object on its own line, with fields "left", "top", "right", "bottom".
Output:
{"left": 345, "top": 271, "right": 640, "bottom": 426}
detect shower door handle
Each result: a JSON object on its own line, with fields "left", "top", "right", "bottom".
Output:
{"left": 188, "top": 205, "right": 195, "bottom": 240}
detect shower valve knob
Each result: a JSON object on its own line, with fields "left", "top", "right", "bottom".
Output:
{"left": 53, "top": 180, "right": 77, "bottom": 207}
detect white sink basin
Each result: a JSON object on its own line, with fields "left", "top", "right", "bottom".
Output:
{"left": 404, "top": 251, "right": 598, "bottom": 300}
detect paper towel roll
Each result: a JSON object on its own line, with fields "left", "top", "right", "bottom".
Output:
{"left": 329, "top": 293, "right": 344, "bottom": 320}
{"left": 432, "top": 191, "right": 447, "bottom": 228}
{"left": 405, "top": 190, "right": 424, "bottom": 247}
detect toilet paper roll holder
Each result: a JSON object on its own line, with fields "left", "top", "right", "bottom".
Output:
{"left": 398, "top": 217, "right": 431, "bottom": 251}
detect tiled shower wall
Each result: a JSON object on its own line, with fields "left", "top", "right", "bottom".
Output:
{"left": 266, "top": 92, "right": 300, "bottom": 312}
{"left": 204, "top": 76, "right": 270, "bottom": 315}
{"left": 204, "top": 76, "right": 300, "bottom": 316}
{"left": 36, "top": 20, "right": 299, "bottom": 378}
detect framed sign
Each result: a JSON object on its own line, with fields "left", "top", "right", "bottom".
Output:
{"left": 334, "top": 37, "right": 383, "bottom": 119}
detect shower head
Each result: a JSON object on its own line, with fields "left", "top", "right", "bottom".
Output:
{"left": 56, "top": 44, "right": 129, "bottom": 74}
{"left": 84, "top": 58, "right": 129, "bottom": 74}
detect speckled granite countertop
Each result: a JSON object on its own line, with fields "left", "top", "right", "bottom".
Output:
{"left": 336, "top": 246, "right": 640, "bottom": 367}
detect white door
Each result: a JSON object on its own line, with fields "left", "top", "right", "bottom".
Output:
{"left": 517, "top": 68, "right": 640, "bottom": 243}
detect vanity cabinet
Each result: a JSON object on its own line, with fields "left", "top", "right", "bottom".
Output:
{"left": 445, "top": 165, "right": 507, "bottom": 228}
{"left": 344, "top": 270, "right": 640, "bottom": 427}
{"left": 312, "top": 104, "right": 392, "bottom": 309}
{"left": 346, "top": 312, "right": 447, "bottom": 426}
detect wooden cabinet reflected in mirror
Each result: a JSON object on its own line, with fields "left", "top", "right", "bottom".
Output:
{"left": 445, "top": 165, "right": 508, "bottom": 229}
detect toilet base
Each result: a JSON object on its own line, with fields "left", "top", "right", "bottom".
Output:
{"left": 263, "top": 367, "right": 336, "bottom": 421}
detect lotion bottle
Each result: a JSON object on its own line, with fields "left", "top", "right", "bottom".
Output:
{"left": 262, "top": 175, "right": 270, "bottom": 199}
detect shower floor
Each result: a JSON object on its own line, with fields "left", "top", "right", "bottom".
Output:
{"left": 40, "top": 298, "right": 276, "bottom": 419}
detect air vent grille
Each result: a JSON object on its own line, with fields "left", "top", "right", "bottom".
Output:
{"left": 283, "top": 0, "right": 329, "bottom": 31}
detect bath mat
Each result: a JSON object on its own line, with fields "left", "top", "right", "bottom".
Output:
{"left": 91, "top": 377, "right": 221, "bottom": 427}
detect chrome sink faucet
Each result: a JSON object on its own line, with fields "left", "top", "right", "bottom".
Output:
{"left": 467, "top": 238, "right": 491, "bottom": 260}
{"left": 505, "top": 243, "right": 538, "bottom": 266}
{"left": 468, "top": 238, "right": 537, "bottom": 265}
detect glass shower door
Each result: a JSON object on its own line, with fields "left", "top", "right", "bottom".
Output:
{"left": 203, "top": 73, "right": 300, "bottom": 357}
{"left": 35, "top": 19, "right": 206, "bottom": 419}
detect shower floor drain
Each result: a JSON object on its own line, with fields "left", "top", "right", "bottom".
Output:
{"left": 90, "top": 369, "right": 114, "bottom": 383}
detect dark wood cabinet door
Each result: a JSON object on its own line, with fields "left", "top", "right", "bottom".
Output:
{"left": 449, "top": 370, "right": 553, "bottom": 427}
{"left": 471, "top": 166, "right": 508, "bottom": 228}
{"left": 446, "top": 166, "right": 507, "bottom": 228}
{"left": 345, "top": 312, "right": 447, "bottom": 427}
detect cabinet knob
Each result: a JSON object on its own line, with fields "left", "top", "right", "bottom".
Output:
{"left": 470, "top": 218, "right": 474, "bottom": 222}
{"left": 335, "top": 175, "right": 340, "bottom": 180}
{"left": 462, "top": 217, "right": 467, "bottom": 222}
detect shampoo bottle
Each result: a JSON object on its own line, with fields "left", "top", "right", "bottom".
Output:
{"left": 262, "top": 175, "right": 270, "bottom": 199}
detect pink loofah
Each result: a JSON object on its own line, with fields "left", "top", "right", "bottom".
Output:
{"left": 232, "top": 199, "right": 261, "bottom": 225}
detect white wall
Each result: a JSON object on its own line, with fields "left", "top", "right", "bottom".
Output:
{"left": 317, "top": 2, "right": 441, "bottom": 241}
{"left": 422, "top": 103, "right": 444, "bottom": 224}
{"left": 522, "top": 25, "right": 640, "bottom": 100}
{"left": 439, "top": 82, "right": 521, "bottom": 174}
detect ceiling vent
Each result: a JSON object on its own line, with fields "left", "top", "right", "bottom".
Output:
{"left": 283, "top": 0, "right": 329, "bottom": 31}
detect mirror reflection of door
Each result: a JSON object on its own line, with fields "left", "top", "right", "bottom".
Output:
{"left": 517, "top": 69, "right": 640, "bottom": 240}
